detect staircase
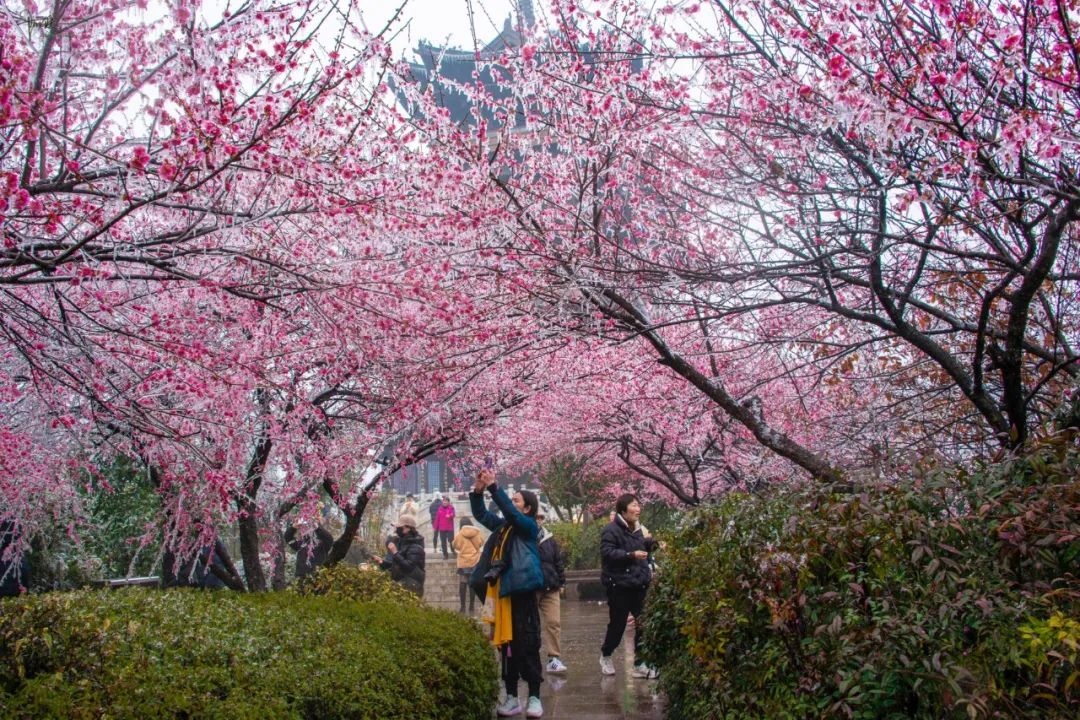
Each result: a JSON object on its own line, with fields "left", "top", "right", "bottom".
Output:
{"left": 352, "top": 503, "right": 480, "bottom": 612}
{"left": 401, "top": 496, "right": 490, "bottom": 611}
{"left": 422, "top": 555, "right": 469, "bottom": 611}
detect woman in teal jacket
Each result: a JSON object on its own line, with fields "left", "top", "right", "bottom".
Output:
{"left": 470, "top": 470, "right": 545, "bottom": 718}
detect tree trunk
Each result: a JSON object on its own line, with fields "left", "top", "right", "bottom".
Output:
{"left": 236, "top": 390, "right": 273, "bottom": 591}
{"left": 270, "top": 530, "right": 288, "bottom": 590}
{"left": 1000, "top": 199, "right": 1079, "bottom": 446}
{"left": 236, "top": 507, "right": 266, "bottom": 592}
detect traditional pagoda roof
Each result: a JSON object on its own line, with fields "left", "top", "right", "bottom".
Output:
{"left": 394, "top": 1, "right": 640, "bottom": 129}
{"left": 397, "top": 4, "right": 536, "bottom": 128}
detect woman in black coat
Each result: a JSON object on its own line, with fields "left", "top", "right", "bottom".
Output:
{"left": 599, "top": 493, "right": 658, "bottom": 679}
{"left": 374, "top": 514, "right": 426, "bottom": 596}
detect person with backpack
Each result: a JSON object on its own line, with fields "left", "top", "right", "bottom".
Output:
{"left": 284, "top": 520, "right": 334, "bottom": 579}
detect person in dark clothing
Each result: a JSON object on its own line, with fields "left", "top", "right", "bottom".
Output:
{"left": 285, "top": 522, "right": 334, "bottom": 578}
{"left": 374, "top": 514, "right": 425, "bottom": 596}
{"left": 536, "top": 512, "right": 568, "bottom": 673}
{"left": 428, "top": 497, "right": 442, "bottom": 550}
{"left": 471, "top": 469, "right": 546, "bottom": 718}
{"left": 599, "top": 493, "right": 658, "bottom": 679}
{"left": 161, "top": 539, "right": 230, "bottom": 589}
{"left": 0, "top": 520, "right": 29, "bottom": 596}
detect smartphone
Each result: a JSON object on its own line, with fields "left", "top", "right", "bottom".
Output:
{"left": 483, "top": 457, "right": 494, "bottom": 470}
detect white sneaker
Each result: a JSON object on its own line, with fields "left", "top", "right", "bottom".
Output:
{"left": 525, "top": 695, "right": 544, "bottom": 718}
{"left": 546, "top": 656, "right": 568, "bottom": 673}
{"left": 599, "top": 654, "right": 615, "bottom": 675}
{"left": 496, "top": 696, "right": 522, "bottom": 716}
{"left": 632, "top": 662, "right": 658, "bottom": 679}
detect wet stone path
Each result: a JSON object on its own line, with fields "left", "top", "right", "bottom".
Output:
{"left": 489, "top": 599, "right": 666, "bottom": 719}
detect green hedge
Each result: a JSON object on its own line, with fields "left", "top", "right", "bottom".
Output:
{"left": 642, "top": 428, "right": 1080, "bottom": 719}
{"left": 295, "top": 563, "right": 425, "bottom": 607}
{"left": 547, "top": 520, "right": 603, "bottom": 570}
{"left": 0, "top": 576, "right": 498, "bottom": 719}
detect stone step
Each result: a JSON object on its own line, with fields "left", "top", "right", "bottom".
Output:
{"left": 419, "top": 556, "right": 471, "bottom": 608}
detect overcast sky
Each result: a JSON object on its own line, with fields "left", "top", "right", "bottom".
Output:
{"left": 365, "top": 0, "right": 523, "bottom": 59}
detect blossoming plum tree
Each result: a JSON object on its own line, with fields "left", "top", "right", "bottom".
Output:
{"left": 2, "top": 0, "right": 1077, "bottom": 588}
{"left": 0, "top": 0, "right": 542, "bottom": 589}
{"left": 414, "top": 0, "right": 1078, "bottom": 486}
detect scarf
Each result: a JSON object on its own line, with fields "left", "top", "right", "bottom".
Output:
{"left": 486, "top": 525, "right": 514, "bottom": 647}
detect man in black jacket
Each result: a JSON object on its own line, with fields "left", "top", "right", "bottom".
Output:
{"left": 161, "top": 539, "right": 230, "bottom": 588}
{"left": 599, "top": 494, "right": 658, "bottom": 679}
{"left": 285, "top": 522, "right": 334, "bottom": 579}
{"left": 536, "top": 512, "right": 568, "bottom": 674}
{"left": 428, "top": 497, "right": 441, "bottom": 551}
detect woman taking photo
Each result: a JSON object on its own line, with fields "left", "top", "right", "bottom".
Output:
{"left": 372, "top": 514, "right": 426, "bottom": 597}
{"left": 599, "top": 493, "right": 658, "bottom": 679}
{"left": 470, "top": 469, "right": 545, "bottom": 718}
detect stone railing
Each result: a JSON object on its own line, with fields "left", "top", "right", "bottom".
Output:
{"left": 564, "top": 568, "right": 604, "bottom": 600}
{"left": 92, "top": 576, "right": 160, "bottom": 589}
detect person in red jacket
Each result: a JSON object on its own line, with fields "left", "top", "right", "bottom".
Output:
{"left": 433, "top": 495, "right": 457, "bottom": 560}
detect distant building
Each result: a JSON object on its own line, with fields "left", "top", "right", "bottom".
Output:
{"left": 396, "top": 3, "right": 536, "bottom": 129}
{"left": 386, "top": 451, "right": 457, "bottom": 495}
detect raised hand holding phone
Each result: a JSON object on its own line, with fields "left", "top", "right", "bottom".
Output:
{"left": 474, "top": 463, "right": 496, "bottom": 493}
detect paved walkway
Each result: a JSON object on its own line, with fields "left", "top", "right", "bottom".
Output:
{"left": 493, "top": 599, "right": 666, "bottom": 719}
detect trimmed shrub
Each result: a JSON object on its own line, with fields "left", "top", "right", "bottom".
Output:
{"left": 642, "top": 428, "right": 1079, "bottom": 719}
{"left": 295, "top": 563, "right": 424, "bottom": 607}
{"left": 547, "top": 520, "right": 603, "bottom": 570}
{"left": 0, "top": 585, "right": 498, "bottom": 719}
{"left": 639, "top": 501, "right": 682, "bottom": 539}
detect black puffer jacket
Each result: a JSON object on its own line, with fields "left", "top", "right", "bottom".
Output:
{"left": 600, "top": 516, "right": 656, "bottom": 590}
{"left": 381, "top": 531, "right": 426, "bottom": 596}
{"left": 285, "top": 526, "right": 334, "bottom": 578}
{"left": 537, "top": 529, "right": 565, "bottom": 591}
{"left": 0, "top": 521, "right": 29, "bottom": 597}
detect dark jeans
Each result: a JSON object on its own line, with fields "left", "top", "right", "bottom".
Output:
{"left": 458, "top": 568, "right": 476, "bottom": 612}
{"left": 503, "top": 591, "right": 543, "bottom": 698}
{"left": 438, "top": 530, "right": 454, "bottom": 558}
{"left": 430, "top": 521, "right": 439, "bottom": 549}
{"left": 601, "top": 585, "right": 647, "bottom": 657}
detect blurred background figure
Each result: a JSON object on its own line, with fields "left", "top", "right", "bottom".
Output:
{"left": 434, "top": 495, "right": 456, "bottom": 560}
{"left": 536, "top": 511, "right": 568, "bottom": 674}
{"left": 452, "top": 517, "right": 484, "bottom": 614}
{"left": 428, "top": 496, "right": 442, "bottom": 551}
{"left": 400, "top": 493, "right": 418, "bottom": 519}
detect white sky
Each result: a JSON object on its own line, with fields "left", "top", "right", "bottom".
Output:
{"left": 364, "top": 0, "right": 520, "bottom": 59}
